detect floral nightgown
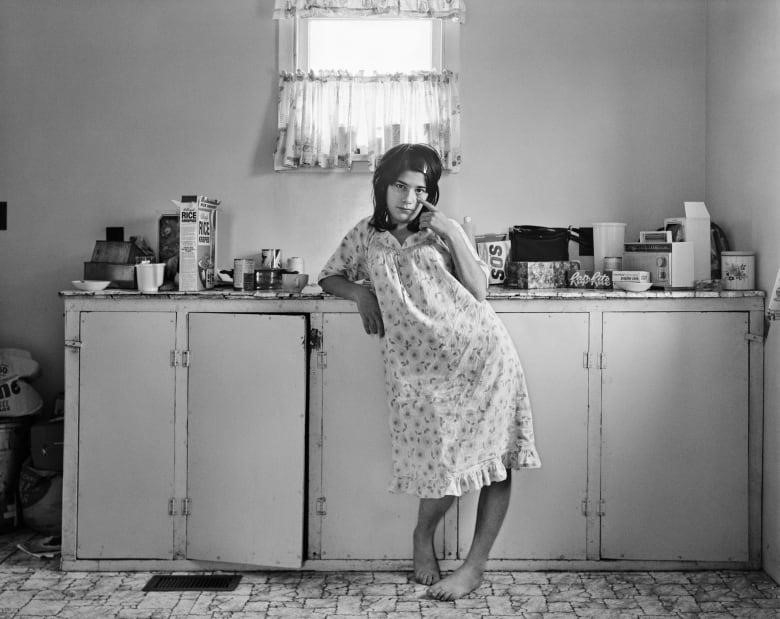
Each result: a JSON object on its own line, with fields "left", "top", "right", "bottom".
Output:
{"left": 318, "top": 216, "right": 541, "bottom": 499}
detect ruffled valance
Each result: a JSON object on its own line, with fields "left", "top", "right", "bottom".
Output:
{"left": 273, "top": 0, "right": 466, "bottom": 23}
{"left": 274, "top": 70, "right": 462, "bottom": 172}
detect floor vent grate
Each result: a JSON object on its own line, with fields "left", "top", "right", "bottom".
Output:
{"left": 143, "top": 574, "right": 242, "bottom": 592}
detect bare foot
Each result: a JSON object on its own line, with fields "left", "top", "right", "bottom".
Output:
{"left": 413, "top": 528, "right": 440, "bottom": 586}
{"left": 427, "top": 563, "right": 483, "bottom": 601}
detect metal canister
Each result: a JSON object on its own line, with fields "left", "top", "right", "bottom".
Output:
{"left": 604, "top": 256, "right": 623, "bottom": 272}
{"left": 233, "top": 259, "right": 255, "bottom": 291}
{"left": 721, "top": 251, "right": 756, "bottom": 290}
{"left": 285, "top": 256, "right": 304, "bottom": 274}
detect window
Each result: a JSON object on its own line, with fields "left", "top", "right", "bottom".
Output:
{"left": 300, "top": 18, "right": 440, "bottom": 73}
{"left": 279, "top": 16, "right": 454, "bottom": 75}
{"left": 275, "top": 14, "right": 462, "bottom": 172}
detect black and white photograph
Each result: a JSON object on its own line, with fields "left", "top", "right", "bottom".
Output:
{"left": 1, "top": 0, "right": 779, "bottom": 616}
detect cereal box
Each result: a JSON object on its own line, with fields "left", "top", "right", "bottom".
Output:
{"left": 174, "top": 196, "right": 219, "bottom": 291}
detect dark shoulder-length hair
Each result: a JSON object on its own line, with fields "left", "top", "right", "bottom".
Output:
{"left": 369, "top": 143, "right": 443, "bottom": 231}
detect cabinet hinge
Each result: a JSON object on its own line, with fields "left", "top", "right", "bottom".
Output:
{"left": 170, "top": 350, "right": 191, "bottom": 367}
{"left": 745, "top": 332, "right": 763, "bottom": 343}
{"left": 597, "top": 353, "right": 607, "bottom": 369}
{"left": 64, "top": 339, "right": 82, "bottom": 349}
{"left": 168, "top": 498, "right": 177, "bottom": 516}
{"left": 315, "top": 497, "right": 327, "bottom": 516}
{"left": 583, "top": 352, "right": 594, "bottom": 369}
{"left": 308, "top": 328, "right": 322, "bottom": 350}
{"left": 181, "top": 498, "right": 191, "bottom": 516}
{"left": 317, "top": 351, "right": 327, "bottom": 368}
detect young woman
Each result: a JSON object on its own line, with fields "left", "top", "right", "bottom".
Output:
{"left": 318, "top": 143, "right": 541, "bottom": 601}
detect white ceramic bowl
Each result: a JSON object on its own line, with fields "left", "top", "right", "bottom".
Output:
{"left": 72, "top": 280, "right": 111, "bottom": 292}
{"left": 614, "top": 281, "right": 653, "bottom": 292}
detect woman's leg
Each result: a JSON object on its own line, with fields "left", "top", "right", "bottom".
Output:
{"left": 414, "top": 495, "right": 455, "bottom": 585}
{"left": 428, "top": 470, "right": 512, "bottom": 600}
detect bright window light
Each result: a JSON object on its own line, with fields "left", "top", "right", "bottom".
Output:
{"left": 306, "top": 19, "right": 434, "bottom": 73}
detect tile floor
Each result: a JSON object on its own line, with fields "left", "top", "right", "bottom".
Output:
{"left": 2, "top": 530, "right": 780, "bottom": 618}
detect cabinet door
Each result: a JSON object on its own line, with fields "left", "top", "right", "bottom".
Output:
{"left": 601, "top": 311, "right": 749, "bottom": 561}
{"left": 318, "top": 313, "right": 445, "bottom": 560}
{"left": 77, "top": 311, "right": 176, "bottom": 559}
{"left": 458, "top": 313, "right": 590, "bottom": 560}
{"left": 186, "top": 313, "right": 306, "bottom": 568}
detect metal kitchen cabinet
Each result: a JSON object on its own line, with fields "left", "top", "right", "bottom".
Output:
{"left": 64, "top": 306, "right": 307, "bottom": 569}
{"left": 63, "top": 291, "right": 764, "bottom": 571}
{"left": 600, "top": 311, "right": 750, "bottom": 561}
{"left": 458, "top": 312, "right": 590, "bottom": 560}
{"left": 313, "top": 311, "right": 589, "bottom": 562}
{"left": 312, "top": 312, "right": 447, "bottom": 560}
{"left": 76, "top": 311, "right": 176, "bottom": 559}
{"left": 186, "top": 313, "right": 307, "bottom": 568}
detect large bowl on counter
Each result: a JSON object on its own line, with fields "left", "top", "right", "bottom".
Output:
{"left": 72, "top": 280, "right": 111, "bottom": 291}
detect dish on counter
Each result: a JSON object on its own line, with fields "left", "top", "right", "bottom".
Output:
{"left": 72, "top": 280, "right": 111, "bottom": 291}
{"left": 613, "top": 281, "right": 653, "bottom": 292}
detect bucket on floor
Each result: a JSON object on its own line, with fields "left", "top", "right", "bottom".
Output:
{"left": 0, "top": 421, "right": 30, "bottom": 532}
{"left": 19, "top": 457, "right": 62, "bottom": 535}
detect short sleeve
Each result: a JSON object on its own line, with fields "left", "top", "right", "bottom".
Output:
{"left": 450, "top": 219, "right": 491, "bottom": 286}
{"left": 317, "top": 218, "right": 372, "bottom": 284}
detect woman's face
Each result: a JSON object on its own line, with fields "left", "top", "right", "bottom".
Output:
{"left": 385, "top": 170, "right": 428, "bottom": 227}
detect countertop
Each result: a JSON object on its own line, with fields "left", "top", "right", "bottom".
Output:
{"left": 61, "top": 285, "right": 766, "bottom": 300}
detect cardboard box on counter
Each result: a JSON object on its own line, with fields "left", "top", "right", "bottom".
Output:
{"left": 664, "top": 202, "right": 711, "bottom": 283}
{"left": 505, "top": 261, "right": 581, "bottom": 289}
{"left": 174, "top": 196, "right": 219, "bottom": 291}
{"left": 476, "top": 234, "right": 511, "bottom": 285}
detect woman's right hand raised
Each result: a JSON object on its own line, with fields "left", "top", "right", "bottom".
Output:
{"left": 354, "top": 286, "right": 384, "bottom": 337}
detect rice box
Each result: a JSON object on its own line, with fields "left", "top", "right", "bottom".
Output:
{"left": 175, "top": 196, "right": 219, "bottom": 291}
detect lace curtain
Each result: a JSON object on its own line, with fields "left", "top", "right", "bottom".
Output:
{"left": 273, "top": 0, "right": 466, "bottom": 22}
{"left": 274, "top": 71, "right": 462, "bottom": 172}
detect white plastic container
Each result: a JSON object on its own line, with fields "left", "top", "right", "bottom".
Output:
{"left": 593, "top": 222, "right": 627, "bottom": 273}
{"left": 721, "top": 251, "right": 755, "bottom": 290}
{"left": 135, "top": 263, "right": 165, "bottom": 292}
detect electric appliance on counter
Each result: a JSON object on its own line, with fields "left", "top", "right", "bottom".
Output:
{"left": 623, "top": 241, "right": 694, "bottom": 289}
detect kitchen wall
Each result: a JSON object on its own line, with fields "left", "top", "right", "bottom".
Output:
{"left": 0, "top": 0, "right": 708, "bottom": 409}
{"left": 706, "top": 0, "right": 780, "bottom": 581}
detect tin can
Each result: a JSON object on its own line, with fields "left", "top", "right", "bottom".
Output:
{"left": 261, "top": 249, "right": 282, "bottom": 269}
{"left": 233, "top": 259, "right": 255, "bottom": 291}
{"left": 285, "top": 256, "right": 304, "bottom": 273}
{"left": 721, "top": 251, "right": 755, "bottom": 290}
{"left": 604, "top": 256, "right": 623, "bottom": 272}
